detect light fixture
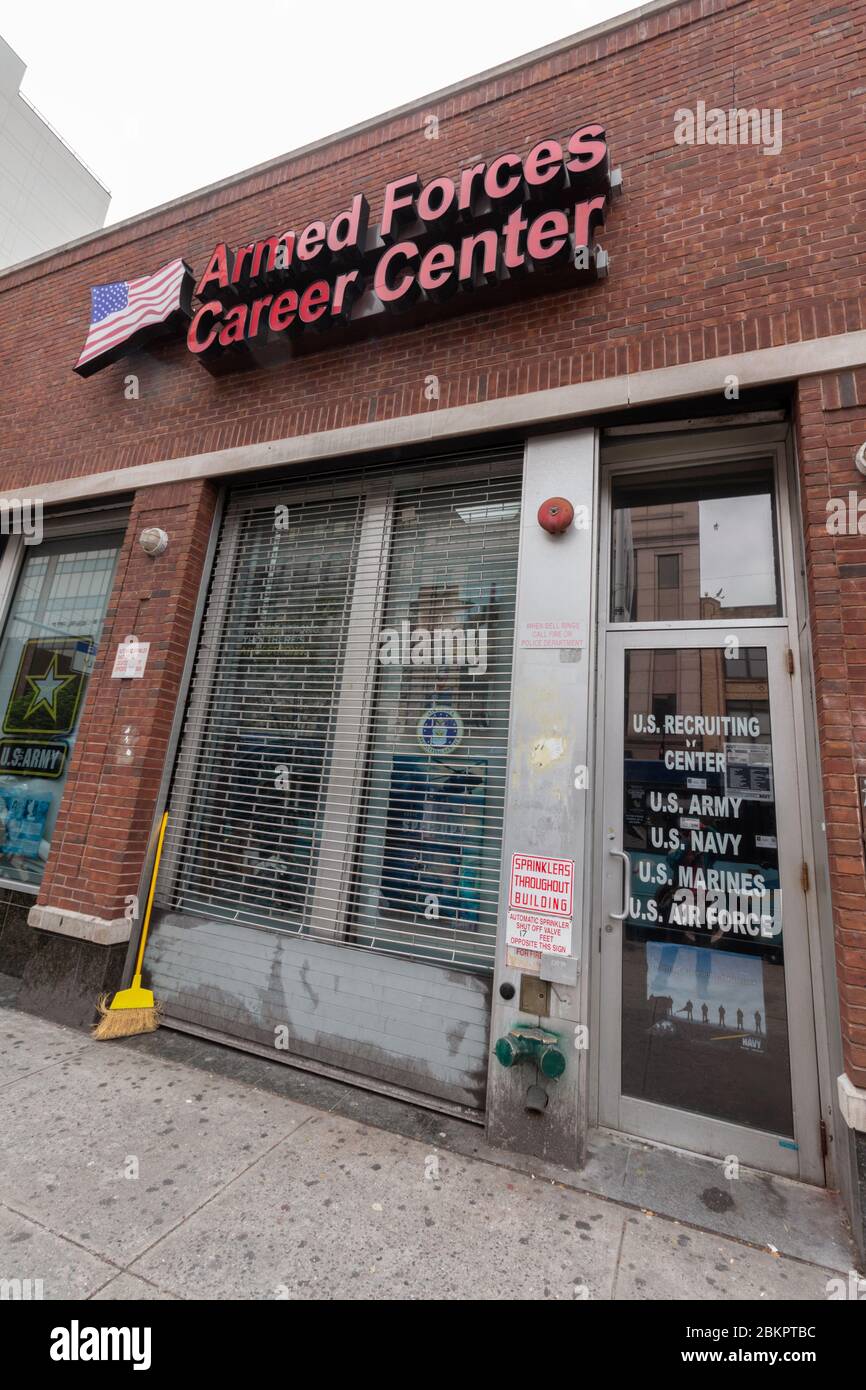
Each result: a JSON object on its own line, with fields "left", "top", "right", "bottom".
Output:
{"left": 139, "top": 526, "right": 168, "bottom": 556}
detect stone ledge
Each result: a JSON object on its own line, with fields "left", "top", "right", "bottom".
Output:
{"left": 27, "top": 904, "right": 131, "bottom": 947}
{"left": 837, "top": 1073, "right": 866, "bottom": 1133}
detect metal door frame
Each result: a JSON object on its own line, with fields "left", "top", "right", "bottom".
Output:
{"left": 589, "top": 427, "right": 828, "bottom": 1184}
{"left": 597, "top": 625, "right": 823, "bottom": 1181}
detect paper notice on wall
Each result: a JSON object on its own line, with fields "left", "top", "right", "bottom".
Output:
{"left": 111, "top": 637, "right": 150, "bottom": 680}
{"left": 518, "top": 619, "right": 583, "bottom": 649}
{"left": 506, "top": 944, "right": 542, "bottom": 975}
{"left": 506, "top": 908, "right": 573, "bottom": 956}
{"left": 72, "top": 639, "right": 96, "bottom": 675}
{"left": 724, "top": 743, "right": 774, "bottom": 802}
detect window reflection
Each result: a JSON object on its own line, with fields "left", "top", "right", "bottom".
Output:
{"left": 0, "top": 537, "right": 120, "bottom": 887}
{"left": 621, "top": 646, "right": 793, "bottom": 1135}
{"left": 612, "top": 477, "right": 781, "bottom": 622}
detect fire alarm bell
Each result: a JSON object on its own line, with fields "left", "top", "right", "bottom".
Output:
{"left": 537, "top": 497, "right": 574, "bottom": 534}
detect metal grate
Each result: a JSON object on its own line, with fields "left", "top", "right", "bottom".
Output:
{"left": 158, "top": 446, "right": 523, "bottom": 975}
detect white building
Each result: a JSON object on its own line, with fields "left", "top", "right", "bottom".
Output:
{"left": 0, "top": 34, "right": 109, "bottom": 270}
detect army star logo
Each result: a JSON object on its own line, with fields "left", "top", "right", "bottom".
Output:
{"left": 24, "top": 654, "right": 77, "bottom": 722}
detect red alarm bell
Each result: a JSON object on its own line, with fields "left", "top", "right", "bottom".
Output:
{"left": 537, "top": 497, "right": 574, "bottom": 534}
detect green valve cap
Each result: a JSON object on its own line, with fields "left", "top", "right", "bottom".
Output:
{"left": 494, "top": 1037, "right": 518, "bottom": 1068}
{"left": 540, "top": 1046, "right": 566, "bottom": 1079}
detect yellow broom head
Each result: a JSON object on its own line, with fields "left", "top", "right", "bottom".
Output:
{"left": 92, "top": 983, "right": 162, "bottom": 1040}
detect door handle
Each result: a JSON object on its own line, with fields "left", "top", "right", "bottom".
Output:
{"left": 609, "top": 845, "right": 631, "bottom": 921}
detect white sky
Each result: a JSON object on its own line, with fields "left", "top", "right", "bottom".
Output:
{"left": 3, "top": 0, "right": 640, "bottom": 225}
{"left": 699, "top": 496, "right": 777, "bottom": 609}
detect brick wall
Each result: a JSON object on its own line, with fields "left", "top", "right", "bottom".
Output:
{"left": 0, "top": 0, "right": 863, "bottom": 492}
{"left": 0, "top": 0, "right": 863, "bottom": 1089}
{"left": 37, "top": 480, "right": 218, "bottom": 921}
{"left": 796, "top": 373, "right": 866, "bottom": 1090}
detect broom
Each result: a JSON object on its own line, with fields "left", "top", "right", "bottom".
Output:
{"left": 92, "top": 811, "right": 168, "bottom": 1039}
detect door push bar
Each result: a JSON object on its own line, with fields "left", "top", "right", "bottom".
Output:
{"left": 608, "top": 835, "right": 631, "bottom": 921}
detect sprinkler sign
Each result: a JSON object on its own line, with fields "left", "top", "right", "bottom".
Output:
{"left": 509, "top": 853, "right": 574, "bottom": 915}
{"left": 506, "top": 853, "right": 574, "bottom": 956}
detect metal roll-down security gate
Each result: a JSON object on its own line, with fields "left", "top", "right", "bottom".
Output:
{"left": 143, "top": 447, "right": 523, "bottom": 1113}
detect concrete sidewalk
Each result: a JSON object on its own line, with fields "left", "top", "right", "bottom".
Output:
{"left": 0, "top": 984, "right": 858, "bottom": 1301}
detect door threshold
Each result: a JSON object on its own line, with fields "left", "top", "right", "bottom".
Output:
{"left": 574, "top": 1127, "right": 852, "bottom": 1270}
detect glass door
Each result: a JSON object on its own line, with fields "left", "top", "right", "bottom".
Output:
{"left": 598, "top": 628, "right": 822, "bottom": 1180}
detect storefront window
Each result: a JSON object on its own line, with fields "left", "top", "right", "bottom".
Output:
{"left": 0, "top": 535, "right": 121, "bottom": 887}
{"left": 173, "top": 494, "right": 365, "bottom": 925}
{"left": 164, "top": 469, "right": 521, "bottom": 971}
{"left": 347, "top": 476, "right": 521, "bottom": 968}
{"left": 611, "top": 474, "right": 781, "bottom": 622}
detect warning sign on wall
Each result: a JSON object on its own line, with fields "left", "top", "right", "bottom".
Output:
{"left": 518, "top": 619, "right": 583, "bottom": 650}
{"left": 506, "top": 853, "right": 574, "bottom": 957}
{"left": 508, "top": 853, "right": 574, "bottom": 915}
{"left": 506, "top": 908, "right": 573, "bottom": 956}
{"left": 111, "top": 637, "right": 150, "bottom": 680}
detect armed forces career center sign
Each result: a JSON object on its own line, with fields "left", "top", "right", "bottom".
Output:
{"left": 0, "top": 637, "right": 94, "bottom": 779}
{"left": 74, "top": 123, "right": 619, "bottom": 377}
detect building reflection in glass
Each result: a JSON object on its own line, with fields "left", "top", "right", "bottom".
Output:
{"left": 620, "top": 645, "right": 793, "bottom": 1136}
{"left": 611, "top": 477, "right": 781, "bottom": 624}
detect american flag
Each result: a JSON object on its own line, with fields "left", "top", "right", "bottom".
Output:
{"left": 74, "top": 258, "right": 191, "bottom": 376}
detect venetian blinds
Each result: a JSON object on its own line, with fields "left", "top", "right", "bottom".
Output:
{"left": 158, "top": 448, "right": 523, "bottom": 972}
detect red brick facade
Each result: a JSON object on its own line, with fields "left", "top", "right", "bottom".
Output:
{"left": 0, "top": 0, "right": 863, "bottom": 491}
{"left": 0, "top": 0, "right": 864, "bottom": 1089}
{"left": 38, "top": 481, "right": 217, "bottom": 922}
{"left": 797, "top": 372, "right": 866, "bottom": 1089}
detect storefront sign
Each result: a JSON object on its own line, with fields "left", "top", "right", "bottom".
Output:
{"left": 74, "top": 124, "right": 617, "bottom": 378}
{"left": 0, "top": 740, "right": 67, "bottom": 778}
